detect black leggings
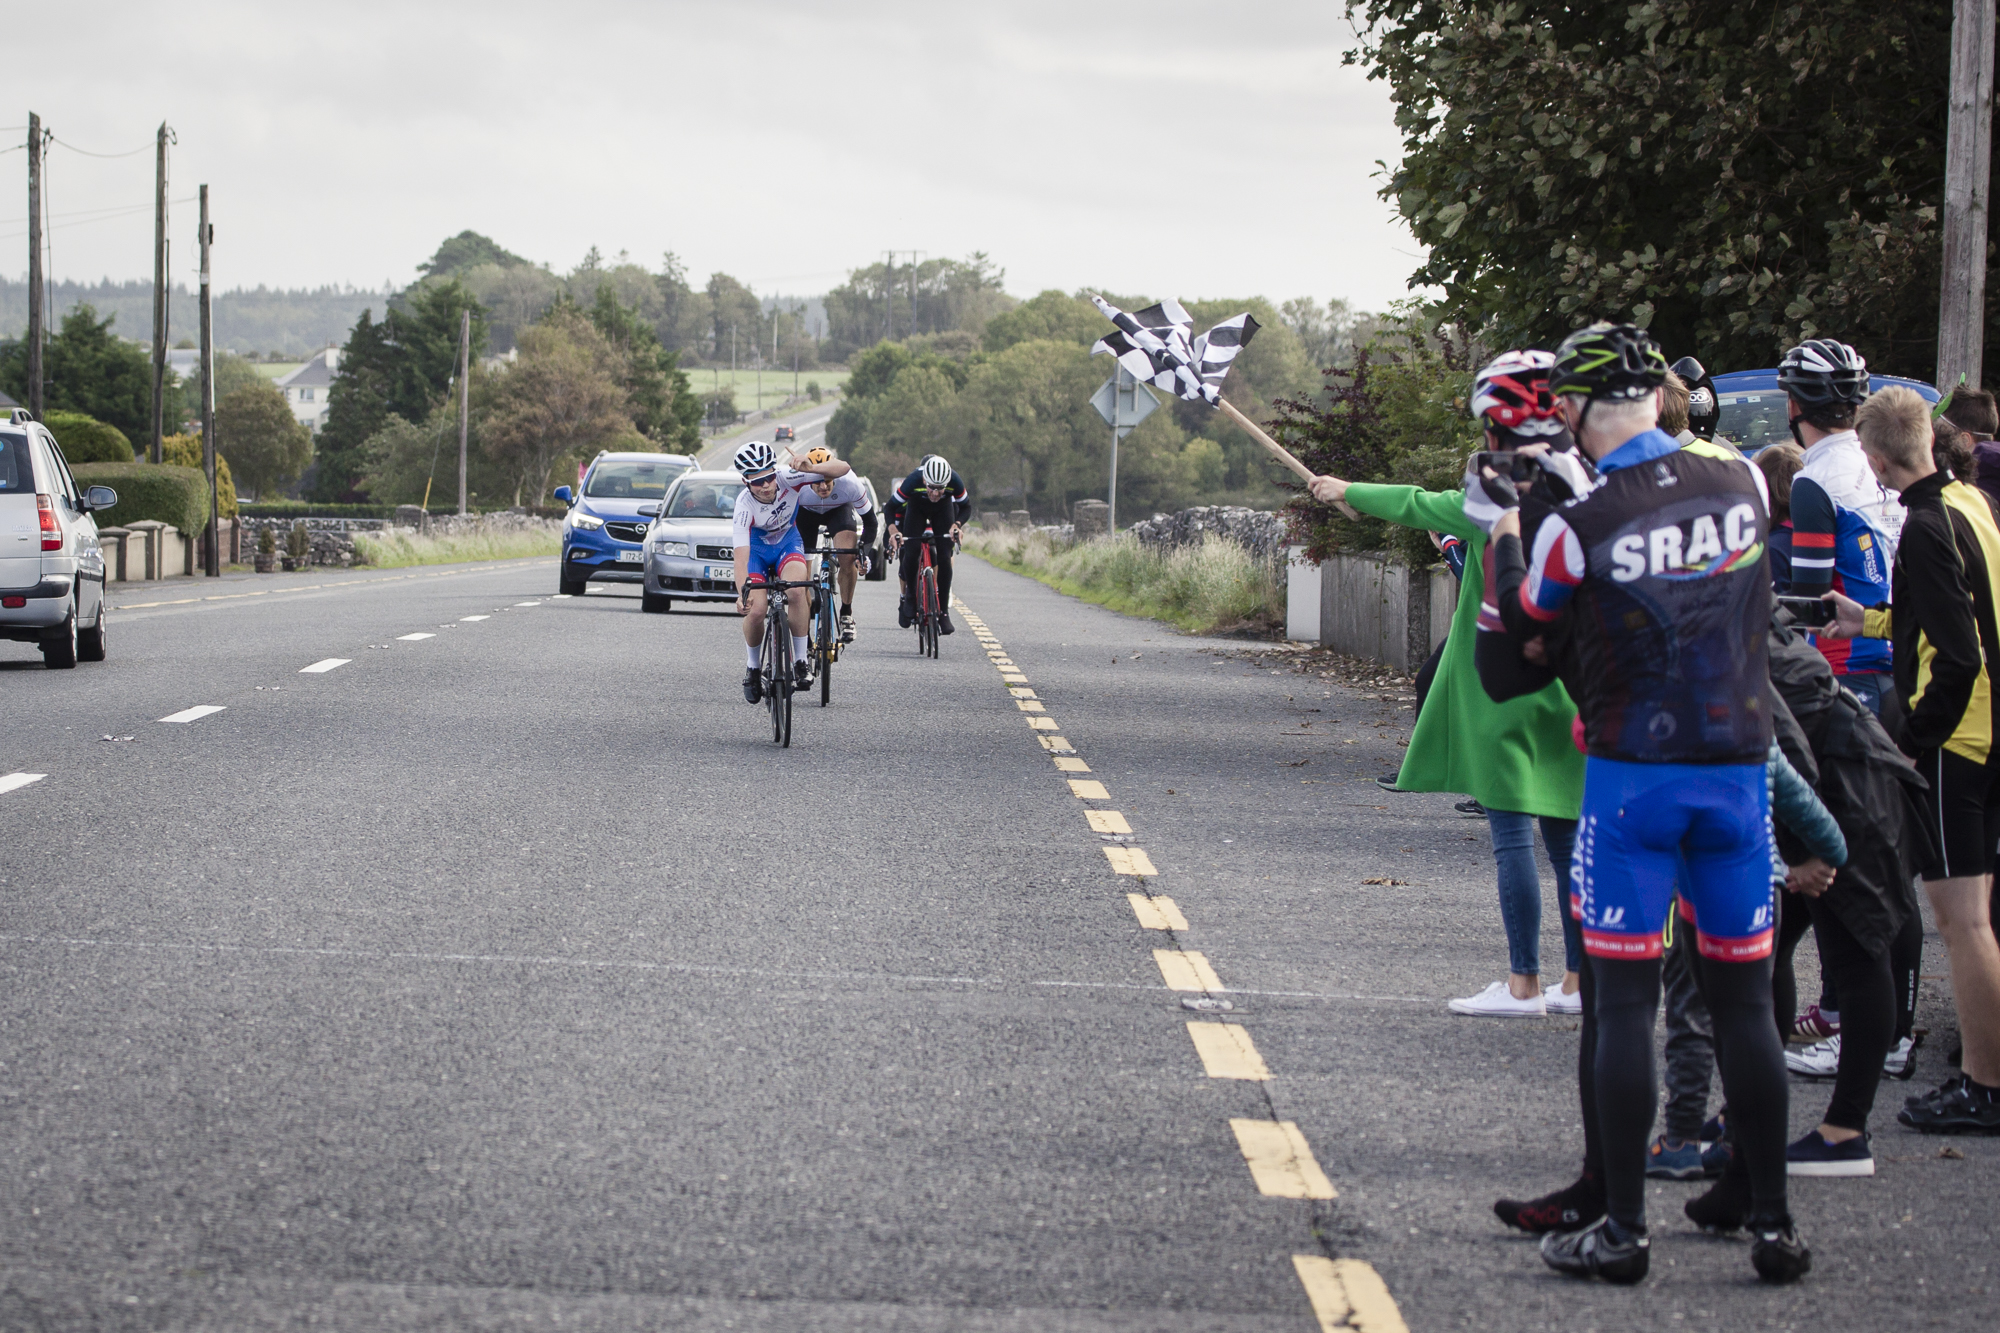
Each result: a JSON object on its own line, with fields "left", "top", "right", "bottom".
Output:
{"left": 898, "top": 536, "right": 954, "bottom": 606}
{"left": 1772, "top": 888, "right": 1814, "bottom": 1036}
{"left": 1596, "top": 953, "right": 1789, "bottom": 1231}
{"left": 1775, "top": 889, "right": 1920, "bottom": 1048}
{"left": 1803, "top": 898, "right": 1896, "bottom": 1131}
{"left": 1413, "top": 641, "right": 1446, "bottom": 718}
{"left": 1567, "top": 894, "right": 1604, "bottom": 1187}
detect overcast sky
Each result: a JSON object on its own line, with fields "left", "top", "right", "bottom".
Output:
{"left": 13, "top": 1, "right": 1420, "bottom": 312}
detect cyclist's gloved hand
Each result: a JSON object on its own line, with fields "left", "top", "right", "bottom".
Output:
{"left": 1461, "top": 455, "right": 1520, "bottom": 534}
{"left": 1532, "top": 450, "right": 1594, "bottom": 505}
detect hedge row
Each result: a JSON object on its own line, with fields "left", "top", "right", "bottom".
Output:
{"left": 70, "top": 462, "right": 211, "bottom": 535}
{"left": 45, "top": 412, "right": 136, "bottom": 465}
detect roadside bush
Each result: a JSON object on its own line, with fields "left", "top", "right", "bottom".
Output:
{"left": 351, "top": 526, "right": 560, "bottom": 568}
{"left": 44, "top": 411, "right": 134, "bottom": 464}
{"left": 70, "top": 461, "right": 210, "bottom": 533}
{"left": 963, "top": 528, "right": 1280, "bottom": 636}
{"left": 161, "top": 433, "right": 239, "bottom": 518}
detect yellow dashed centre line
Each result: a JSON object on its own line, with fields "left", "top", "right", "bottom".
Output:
{"left": 1153, "top": 948, "right": 1222, "bottom": 992}
{"left": 1085, "top": 810, "right": 1130, "bottom": 834}
{"left": 1016, "top": 700, "right": 1046, "bottom": 712}
{"left": 1026, "top": 716, "right": 1059, "bottom": 730}
{"left": 1067, "top": 779, "right": 1109, "bottom": 799}
{"left": 1292, "top": 1257, "right": 1408, "bottom": 1333}
{"left": 1053, "top": 756, "right": 1091, "bottom": 772}
{"left": 1102, "top": 846, "right": 1158, "bottom": 877}
{"left": 1126, "top": 893, "right": 1188, "bottom": 931}
{"left": 1187, "top": 1022, "right": 1271, "bottom": 1081}
{"left": 1230, "top": 1119, "right": 1337, "bottom": 1199}
{"left": 1039, "top": 735, "right": 1077, "bottom": 753}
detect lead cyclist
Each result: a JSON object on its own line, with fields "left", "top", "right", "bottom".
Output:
{"left": 731, "top": 441, "right": 850, "bottom": 703}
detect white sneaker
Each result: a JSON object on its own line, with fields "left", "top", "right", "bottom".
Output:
{"left": 1882, "top": 1035, "right": 1916, "bottom": 1078}
{"left": 1448, "top": 980, "right": 1547, "bottom": 1018}
{"left": 1785, "top": 1035, "right": 1841, "bottom": 1079}
{"left": 1545, "top": 984, "right": 1583, "bottom": 1016}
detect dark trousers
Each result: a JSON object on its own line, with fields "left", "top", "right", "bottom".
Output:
{"left": 1804, "top": 898, "right": 1896, "bottom": 1131}
{"left": 1661, "top": 921, "right": 1716, "bottom": 1142}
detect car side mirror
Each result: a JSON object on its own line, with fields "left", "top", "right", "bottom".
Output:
{"left": 637, "top": 502, "right": 661, "bottom": 518}
{"left": 553, "top": 486, "right": 574, "bottom": 506}
{"left": 84, "top": 485, "right": 118, "bottom": 512}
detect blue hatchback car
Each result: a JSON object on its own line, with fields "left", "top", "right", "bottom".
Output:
{"left": 1712, "top": 368, "right": 1941, "bottom": 455}
{"left": 554, "top": 450, "right": 696, "bottom": 596}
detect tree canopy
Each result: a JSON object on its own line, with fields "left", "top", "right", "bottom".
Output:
{"left": 1348, "top": 0, "right": 1977, "bottom": 379}
{"left": 217, "top": 380, "right": 313, "bottom": 499}
{"left": 0, "top": 304, "right": 155, "bottom": 437}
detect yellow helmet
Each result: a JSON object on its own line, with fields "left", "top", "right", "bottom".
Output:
{"left": 806, "top": 446, "right": 833, "bottom": 465}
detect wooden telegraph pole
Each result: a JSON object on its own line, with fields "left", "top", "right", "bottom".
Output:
{"left": 457, "top": 307, "right": 470, "bottom": 516}
{"left": 151, "top": 123, "right": 170, "bottom": 463}
{"left": 199, "top": 186, "right": 218, "bottom": 576}
{"left": 25, "top": 113, "right": 43, "bottom": 420}
{"left": 1939, "top": 0, "right": 1996, "bottom": 393}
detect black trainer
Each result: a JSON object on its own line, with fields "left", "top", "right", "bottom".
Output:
{"left": 1684, "top": 1173, "right": 1749, "bottom": 1234}
{"left": 742, "top": 668, "right": 762, "bottom": 704}
{"left": 793, "top": 659, "right": 812, "bottom": 689}
{"left": 898, "top": 596, "right": 914, "bottom": 629}
{"left": 1494, "top": 1172, "right": 1605, "bottom": 1234}
{"left": 1540, "top": 1216, "right": 1649, "bottom": 1284}
{"left": 1898, "top": 1075, "right": 2000, "bottom": 1134}
{"left": 1749, "top": 1219, "right": 1812, "bottom": 1284}
{"left": 938, "top": 614, "right": 954, "bottom": 635}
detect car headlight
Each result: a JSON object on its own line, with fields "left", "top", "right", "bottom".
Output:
{"left": 568, "top": 510, "right": 604, "bottom": 531}
{"left": 654, "top": 540, "right": 689, "bottom": 556}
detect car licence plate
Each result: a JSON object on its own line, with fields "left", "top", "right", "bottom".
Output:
{"left": 615, "top": 550, "right": 642, "bottom": 563}
{"left": 705, "top": 564, "right": 730, "bottom": 579}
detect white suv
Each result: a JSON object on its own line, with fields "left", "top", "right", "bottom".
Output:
{"left": 0, "top": 412, "right": 115, "bottom": 668}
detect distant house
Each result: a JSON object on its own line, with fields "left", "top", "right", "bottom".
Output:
{"left": 275, "top": 347, "right": 341, "bottom": 433}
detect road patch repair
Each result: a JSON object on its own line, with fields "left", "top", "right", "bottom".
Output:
{"left": 949, "top": 594, "right": 1406, "bottom": 1332}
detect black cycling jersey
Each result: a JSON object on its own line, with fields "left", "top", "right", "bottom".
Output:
{"left": 886, "top": 468, "right": 970, "bottom": 538}
{"left": 1512, "top": 428, "right": 1774, "bottom": 764}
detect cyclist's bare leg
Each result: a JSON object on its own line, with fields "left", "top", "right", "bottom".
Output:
{"left": 780, "top": 556, "right": 812, "bottom": 661}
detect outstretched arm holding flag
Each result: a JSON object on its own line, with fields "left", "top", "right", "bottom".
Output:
{"left": 1089, "top": 295, "right": 1358, "bottom": 518}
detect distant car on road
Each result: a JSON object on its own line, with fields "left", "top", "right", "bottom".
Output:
{"left": 0, "top": 413, "right": 114, "bottom": 668}
{"left": 640, "top": 470, "right": 746, "bottom": 613}
{"left": 1712, "top": 369, "right": 1940, "bottom": 455}
{"left": 553, "top": 450, "right": 697, "bottom": 596}
{"left": 773, "top": 425, "right": 796, "bottom": 444}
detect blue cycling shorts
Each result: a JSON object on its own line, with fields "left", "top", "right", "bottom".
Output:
{"left": 1570, "top": 756, "right": 1775, "bottom": 963}
{"left": 743, "top": 526, "right": 806, "bottom": 582}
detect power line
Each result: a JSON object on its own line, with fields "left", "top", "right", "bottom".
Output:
{"left": 50, "top": 135, "right": 153, "bottom": 159}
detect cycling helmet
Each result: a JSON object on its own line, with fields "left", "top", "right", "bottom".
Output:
{"left": 1670, "top": 356, "right": 1720, "bottom": 440}
{"left": 920, "top": 456, "right": 953, "bottom": 488}
{"left": 733, "top": 441, "right": 776, "bottom": 478}
{"left": 1777, "top": 339, "right": 1869, "bottom": 409}
{"left": 805, "top": 446, "right": 833, "bottom": 466}
{"left": 1550, "top": 323, "right": 1669, "bottom": 402}
{"left": 1470, "top": 350, "right": 1563, "bottom": 436}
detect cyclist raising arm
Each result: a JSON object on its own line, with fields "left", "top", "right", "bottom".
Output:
{"left": 790, "top": 446, "right": 874, "bottom": 644}
{"left": 887, "top": 455, "right": 970, "bottom": 634}
{"left": 730, "top": 441, "right": 850, "bottom": 703}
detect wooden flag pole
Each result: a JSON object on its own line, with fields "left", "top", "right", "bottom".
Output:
{"left": 1215, "top": 396, "right": 1359, "bottom": 520}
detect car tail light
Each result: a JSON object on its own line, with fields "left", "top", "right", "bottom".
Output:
{"left": 38, "top": 494, "right": 60, "bottom": 551}
{"left": 1, "top": 597, "right": 23, "bottom": 609}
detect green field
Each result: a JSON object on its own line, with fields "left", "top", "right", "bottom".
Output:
{"left": 683, "top": 365, "right": 849, "bottom": 415}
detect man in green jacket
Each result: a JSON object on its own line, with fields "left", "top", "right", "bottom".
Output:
{"left": 1308, "top": 350, "right": 1587, "bottom": 1017}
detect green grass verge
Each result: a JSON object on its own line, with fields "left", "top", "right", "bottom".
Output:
{"left": 961, "top": 528, "right": 1281, "bottom": 637}
{"left": 351, "top": 528, "right": 560, "bottom": 568}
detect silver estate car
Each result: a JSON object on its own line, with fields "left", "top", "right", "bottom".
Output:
{"left": 1, "top": 413, "right": 115, "bottom": 668}
{"left": 639, "top": 470, "right": 745, "bottom": 613}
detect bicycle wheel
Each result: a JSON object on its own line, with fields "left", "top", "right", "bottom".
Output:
{"left": 819, "top": 599, "right": 834, "bottom": 707}
{"left": 765, "top": 605, "right": 785, "bottom": 743}
{"left": 922, "top": 566, "right": 940, "bottom": 658}
{"left": 778, "top": 654, "right": 794, "bottom": 747}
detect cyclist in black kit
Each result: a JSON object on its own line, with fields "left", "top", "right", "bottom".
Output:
{"left": 1473, "top": 323, "right": 1808, "bottom": 1286}
{"left": 886, "top": 455, "right": 970, "bottom": 634}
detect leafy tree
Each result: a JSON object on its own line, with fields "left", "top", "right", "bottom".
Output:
{"left": 0, "top": 304, "right": 153, "bottom": 437}
{"left": 823, "top": 254, "right": 1015, "bottom": 359}
{"left": 586, "top": 284, "right": 700, "bottom": 449}
{"left": 160, "top": 432, "right": 239, "bottom": 516}
{"left": 1347, "top": 0, "right": 1976, "bottom": 379}
{"left": 312, "top": 309, "right": 397, "bottom": 500}
{"left": 980, "top": 290, "right": 1110, "bottom": 353}
{"left": 356, "top": 404, "right": 507, "bottom": 507}
{"left": 655, "top": 252, "right": 709, "bottom": 355}
{"left": 44, "top": 411, "right": 134, "bottom": 464}
{"left": 706, "top": 272, "right": 763, "bottom": 364}
{"left": 482, "top": 306, "right": 634, "bottom": 505}
{"left": 212, "top": 352, "right": 267, "bottom": 404}
{"left": 217, "top": 380, "right": 313, "bottom": 499}
{"left": 418, "top": 230, "right": 531, "bottom": 280}
{"left": 850, "top": 365, "right": 960, "bottom": 483}
{"left": 1279, "top": 298, "right": 1381, "bottom": 374}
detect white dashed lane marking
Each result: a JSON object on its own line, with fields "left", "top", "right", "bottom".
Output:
{"left": 396, "top": 633, "right": 436, "bottom": 641}
{"left": 459, "top": 615, "right": 489, "bottom": 622}
{"left": 299, "top": 659, "right": 350, "bottom": 674}
{"left": 159, "top": 706, "right": 226, "bottom": 724}
{"left": 0, "top": 773, "right": 47, "bottom": 795}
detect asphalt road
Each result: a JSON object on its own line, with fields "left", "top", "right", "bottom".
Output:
{"left": 0, "top": 555, "right": 1987, "bottom": 1330}
{"left": 697, "top": 400, "right": 840, "bottom": 470}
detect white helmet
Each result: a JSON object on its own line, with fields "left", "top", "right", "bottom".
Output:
{"left": 921, "top": 456, "right": 953, "bottom": 488}
{"left": 733, "top": 441, "right": 776, "bottom": 477}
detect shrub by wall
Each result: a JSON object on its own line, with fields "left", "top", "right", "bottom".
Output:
{"left": 44, "top": 412, "right": 135, "bottom": 464}
{"left": 70, "top": 462, "right": 211, "bottom": 534}
{"left": 161, "top": 434, "right": 239, "bottom": 518}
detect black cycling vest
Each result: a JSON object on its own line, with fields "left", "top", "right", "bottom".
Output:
{"left": 1558, "top": 448, "right": 1773, "bottom": 764}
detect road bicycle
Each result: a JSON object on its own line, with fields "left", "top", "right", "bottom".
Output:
{"left": 748, "top": 576, "right": 813, "bottom": 746}
{"left": 906, "top": 526, "right": 952, "bottom": 659}
{"left": 805, "top": 533, "right": 847, "bottom": 708}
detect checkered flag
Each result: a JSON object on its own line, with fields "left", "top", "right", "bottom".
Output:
{"left": 1089, "top": 296, "right": 1259, "bottom": 406}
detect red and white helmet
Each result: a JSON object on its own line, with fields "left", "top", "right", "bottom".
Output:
{"left": 1471, "top": 349, "right": 1563, "bottom": 436}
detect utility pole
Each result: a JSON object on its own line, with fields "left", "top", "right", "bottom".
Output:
{"left": 199, "top": 185, "right": 217, "bottom": 576}
{"left": 883, "top": 252, "right": 895, "bottom": 341}
{"left": 1940, "top": 0, "right": 1996, "bottom": 393}
{"left": 25, "top": 112, "right": 43, "bottom": 420}
{"left": 150, "top": 123, "right": 171, "bottom": 463}
{"left": 907, "top": 252, "right": 923, "bottom": 337}
{"left": 457, "top": 307, "right": 470, "bottom": 515}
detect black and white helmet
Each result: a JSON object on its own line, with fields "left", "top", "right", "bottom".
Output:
{"left": 1777, "top": 340, "right": 1869, "bottom": 409}
{"left": 733, "top": 441, "right": 777, "bottom": 477}
{"left": 920, "top": 456, "right": 954, "bottom": 488}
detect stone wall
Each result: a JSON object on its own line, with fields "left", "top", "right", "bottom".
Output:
{"left": 1127, "top": 506, "right": 1290, "bottom": 569}
{"left": 237, "top": 510, "right": 560, "bottom": 568}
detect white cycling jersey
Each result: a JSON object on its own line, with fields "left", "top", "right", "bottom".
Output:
{"left": 730, "top": 466, "right": 816, "bottom": 545}
{"left": 796, "top": 472, "right": 871, "bottom": 515}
